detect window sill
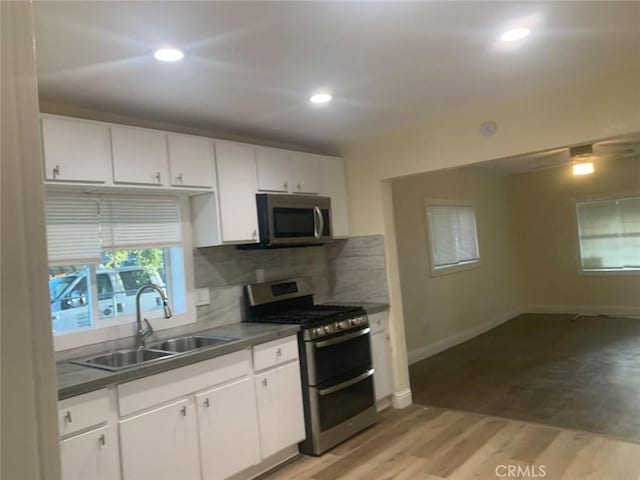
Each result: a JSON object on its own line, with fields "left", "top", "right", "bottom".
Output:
{"left": 430, "top": 260, "right": 481, "bottom": 277}
{"left": 579, "top": 269, "right": 640, "bottom": 276}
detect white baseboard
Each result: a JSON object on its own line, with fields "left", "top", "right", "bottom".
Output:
{"left": 525, "top": 304, "right": 640, "bottom": 317}
{"left": 392, "top": 388, "right": 413, "bottom": 409}
{"left": 407, "top": 308, "right": 523, "bottom": 365}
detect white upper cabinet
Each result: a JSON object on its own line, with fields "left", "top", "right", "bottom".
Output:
{"left": 215, "top": 141, "right": 259, "bottom": 243}
{"left": 111, "top": 126, "right": 168, "bottom": 186}
{"left": 167, "top": 134, "right": 216, "bottom": 188}
{"left": 319, "top": 155, "right": 350, "bottom": 238}
{"left": 41, "top": 116, "right": 111, "bottom": 183}
{"left": 290, "top": 152, "right": 320, "bottom": 194}
{"left": 255, "top": 147, "right": 291, "bottom": 193}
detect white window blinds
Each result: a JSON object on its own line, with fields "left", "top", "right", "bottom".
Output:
{"left": 45, "top": 194, "right": 182, "bottom": 264}
{"left": 426, "top": 203, "right": 479, "bottom": 270}
{"left": 45, "top": 194, "right": 101, "bottom": 265}
{"left": 100, "top": 195, "right": 182, "bottom": 250}
{"left": 577, "top": 196, "right": 640, "bottom": 270}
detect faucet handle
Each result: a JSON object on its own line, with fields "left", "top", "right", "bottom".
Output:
{"left": 143, "top": 318, "right": 154, "bottom": 336}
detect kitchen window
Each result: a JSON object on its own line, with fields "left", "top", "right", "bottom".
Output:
{"left": 45, "top": 193, "right": 193, "bottom": 349}
{"left": 576, "top": 196, "right": 640, "bottom": 272}
{"left": 425, "top": 201, "right": 480, "bottom": 274}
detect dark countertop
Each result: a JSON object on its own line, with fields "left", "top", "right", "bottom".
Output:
{"left": 325, "top": 302, "right": 389, "bottom": 315}
{"left": 57, "top": 323, "right": 300, "bottom": 400}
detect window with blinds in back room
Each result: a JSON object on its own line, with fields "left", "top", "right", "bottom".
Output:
{"left": 576, "top": 196, "right": 640, "bottom": 271}
{"left": 425, "top": 202, "right": 480, "bottom": 274}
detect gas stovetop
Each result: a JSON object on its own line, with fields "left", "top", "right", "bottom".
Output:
{"left": 257, "top": 304, "right": 363, "bottom": 327}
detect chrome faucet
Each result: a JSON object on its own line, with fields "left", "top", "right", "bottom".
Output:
{"left": 135, "top": 283, "right": 173, "bottom": 348}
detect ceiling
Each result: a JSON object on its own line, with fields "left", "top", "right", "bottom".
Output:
{"left": 33, "top": 1, "right": 640, "bottom": 151}
{"left": 464, "top": 132, "right": 640, "bottom": 176}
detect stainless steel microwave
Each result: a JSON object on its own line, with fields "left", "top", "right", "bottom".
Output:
{"left": 255, "top": 194, "right": 332, "bottom": 247}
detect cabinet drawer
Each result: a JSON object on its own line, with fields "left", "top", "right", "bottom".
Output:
{"left": 58, "top": 389, "right": 110, "bottom": 437}
{"left": 252, "top": 335, "right": 299, "bottom": 372}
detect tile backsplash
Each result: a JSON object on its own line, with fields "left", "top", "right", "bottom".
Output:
{"left": 56, "top": 235, "right": 388, "bottom": 360}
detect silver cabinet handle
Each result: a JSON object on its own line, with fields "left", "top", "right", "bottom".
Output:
{"left": 64, "top": 411, "right": 72, "bottom": 423}
{"left": 155, "top": 171, "right": 161, "bottom": 183}
{"left": 180, "top": 406, "right": 187, "bottom": 416}
{"left": 296, "top": 183, "right": 301, "bottom": 191}
{"left": 204, "top": 398, "right": 210, "bottom": 408}
{"left": 53, "top": 165, "right": 61, "bottom": 179}
{"left": 283, "top": 181, "right": 288, "bottom": 190}
{"left": 262, "top": 378, "right": 268, "bottom": 387}
{"left": 319, "top": 369, "right": 374, "bottom": 396}
{"left": 315, "top": 327, "right": 371, "bottom": 348}
{"left": 98, "top": 434, "right": 106, "bottom": 447}
{"left": 252, "top": 229, "right": 257, "bottom": 239}
{"left": 276, "top": 347, "right": 282, "bottom": 357}
{"left": 176, "top": 173, "right": 183, "bottom": 184}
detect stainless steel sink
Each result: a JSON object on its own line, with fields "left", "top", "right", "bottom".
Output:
{"left": 71, "top": 348, "right": 176, "bottom": 372}
{"left": 151, "top": 335, "right": 237, "bottom": 353}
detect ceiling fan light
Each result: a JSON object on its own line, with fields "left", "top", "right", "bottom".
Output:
{"left": 573, "top": 162, "right": 594, "bottom": 176}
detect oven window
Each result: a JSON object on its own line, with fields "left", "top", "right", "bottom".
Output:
{"left": 273, "top": 208, "right": 315, "bottom": 238}
{"left": 312, "top": 329, "right": 372, "bottom": 386}
{"left": 316, "top": 375, "right": 375, "bottom": 431}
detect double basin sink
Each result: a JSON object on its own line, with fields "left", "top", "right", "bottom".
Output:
{"left": 71, "top": 335, "right": 237, "bottom": 372}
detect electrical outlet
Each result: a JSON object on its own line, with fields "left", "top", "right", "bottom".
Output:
{"left": 195, "top": 288, "right": 210, "bottom": 306}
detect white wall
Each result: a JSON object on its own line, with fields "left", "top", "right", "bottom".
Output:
{"left": 1, "top": 1, "right": 61, "bottom": 478}
{"left": 507, "top": 154, "right": 640, "bottom": 314}
{"left": 393, "top": 169, "right": 523, "bottom": 363}
{"left": 340, "top": 67, "right": 640, "bottom": 399}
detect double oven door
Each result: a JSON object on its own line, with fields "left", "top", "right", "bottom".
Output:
{"left": 302, "top": 324, "right": 377, "bottom": 454}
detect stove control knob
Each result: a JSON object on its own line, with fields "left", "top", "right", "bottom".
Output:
{"left": 324, "top": 325, "right": 334, "bottom": 334}
{"left": 314, "top": 327, "right": 324, "bottom": 337}
{"left": 338, "top": 320, "right": 350, "bottom": 329}
{"left": 349, "top": 318, "right": 356, "bottom": 326}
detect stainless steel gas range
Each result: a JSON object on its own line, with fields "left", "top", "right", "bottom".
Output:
{"left": 244, "top": 277, "right": 377, "bottom": 456}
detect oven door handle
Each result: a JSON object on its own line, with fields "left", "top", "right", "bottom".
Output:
{"left": 314, "top": 327, "right": 371, "bottom": 348}
{"left": 318, "top": 369, "right": 375, "bottom": 396}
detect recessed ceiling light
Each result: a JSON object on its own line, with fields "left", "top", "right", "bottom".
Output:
{"left": 500, "top": 28, "right": 531, "bottom": 42}
{"left": 154, "top": 48, "right": 184, "bottom": 62}
{"left": 573, "top": 162, "right": 594, "bottom": 176}
{"left": 309, "top": 93, "right": 332, "bottom": 104}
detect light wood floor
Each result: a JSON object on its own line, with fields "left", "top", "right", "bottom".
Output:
{"left": 264, "top": 405, "right": 640, "bottom": 480}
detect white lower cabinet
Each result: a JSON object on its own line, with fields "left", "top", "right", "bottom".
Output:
{"left": 254, "top": 362, "right": 306, "bottom": 459}
{"left": 119, "top": 398, "right": 200, "bottom": 480}
{"left": 369, "top": 311, "right": 393, "bottom": 404}
{"left": 371, "top": 331, "right": 393, "bottom": 402}
{"left": 60, "top": 424, "right": 120, "bottom": 480}
{"left": 197, "top": 377, "right": 261, "bottom": 480}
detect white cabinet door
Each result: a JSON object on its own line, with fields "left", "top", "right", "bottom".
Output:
{"left": 371, "top": 331, "right": 393, "bottom": 402}
{"left": 41, "top": 116, "right": 111, "bottom": 183}
{"left": 254, "top": 362, "right": 305, "bottom": 459}
{"left": 319, "top": 156, "right": 350, "bottom": 237}
{"left": 255, "top": 147, "right": 291, "bottom": 193}
{"left": 290, "top": 152, "right": 320, "bottom": 194}
{"left": 111, "top": 126, "right": 168, "bottom": 185}
{"left": 167, "top": 134, "right": 216, "bottom": 188}
{"left": 215, "top": 141, "right": 259, "bottom": 243}
{"left": 60, "top": 424, "right": 120, "bottom": 480}
{"left": 197, "top": 377, "right": 261, "bottom": 480}
{"left": 119, "top": 398, "right": 200, "bottom": 480}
